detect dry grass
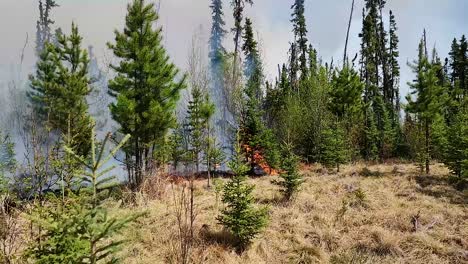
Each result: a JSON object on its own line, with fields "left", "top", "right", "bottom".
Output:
{"left": 7, "top": 163, "right": 467, "bottom": 263}
{"left": 113, "top": 162, "right": 467, "bottom": 264}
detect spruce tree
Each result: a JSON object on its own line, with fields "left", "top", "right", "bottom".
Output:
{"left": 209, "top": 0, "right": 227, "bottom": 69}
{"left": 29, "top": 23, "right": 93, "bottom": 157}
{"left": 240, "top": 19, "right": 279, "bottom": 173}
{"left": 291, "top": 0, "right": 309, "bottom": 79}
{"left": 389, "top": 10, "right": 401, "bottom": 124}
{"left": 217, "top": 140, "right": 268, "bottom": 252}
{"left": 231, "top": 0, "right": 253, "bottom": 63}
{"left": 273, "top": 142, "right": 303, "bottom": 201}
{"left": 444, "top": 104, "right": 468, "bottom": 184}
{"left": 107, "top": 0, "right": 186, "bottom": 188}
{"left": 209, "top": 0, "right": 227, "bottom": 101}
{"left": 28, "top": 130, "right": 141, "bottom": 263}
{"left": 35, "top": 0, "right": 58, "bottom": 55}
{"left": 242, "top": 18, "right": 258, "bottom": 80}
{"left": 320, "top": 122, "right": 348, "bottom": 172}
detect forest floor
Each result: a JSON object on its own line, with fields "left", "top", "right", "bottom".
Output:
{"left": 116, "top": 162, "right": 468, "bottom": 264}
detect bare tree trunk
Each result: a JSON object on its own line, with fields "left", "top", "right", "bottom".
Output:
{"left": 425, "top": 119, "right": 430, "bottom": 174}
{"left": 343, "top": 0, "right": 355, "bottom": 68}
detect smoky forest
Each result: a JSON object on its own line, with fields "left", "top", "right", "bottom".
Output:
{"left": 0, "top": 0, "right": 467, "bottom": 263}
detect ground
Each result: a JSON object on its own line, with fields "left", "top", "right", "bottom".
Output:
{"left": 116, "top": 162, "right": 467, "bottom": 264}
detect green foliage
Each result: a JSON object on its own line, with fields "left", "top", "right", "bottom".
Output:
{"left": 363, "top": 104, "right": 379, "bottom": 161}
{"left": 273, "top": 142, "right": 303, "bottom": 200}
{"left": 217, "top": 141, "right": 268, "bottom": 251}
{"left": 187, "top": 87, "right": 215, "bottom": 173}
{"left": 27, "top": 128, "right": 142, "bottom": 263}
{"left": 443, "top": 104, "right": 468, "bottom": 186}
{"left": 320, "top": 123, "right": 349, "bottom": 172}
{"left": 169, "top": 125, "right": 186, "bottom": 171}
{"left": 329, "top": 66, "right": 364, "bottom": 119}
{"left": 107, "top": 0, "right": 186, "bottom": 187}
{"left": 204, "top": 138, "right": 226, "bottom": 174}
{"left": 29, "top": 22, "right": 93, "bottom": 157}
{"left": 406, "top": 36, "right": 448, "bottom": 173}
{"left": 27, "top": 195, "right": 139, "bottom": 264}
{"left": 291, "top": 0, "right": 309, "bottom": 79}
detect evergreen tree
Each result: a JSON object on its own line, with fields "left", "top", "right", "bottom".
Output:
{"left": 329, "top": 66, "right": 364, "bottom": 120}
{"left": 273, "top": 142, "right": 303, "bottom": 201}
{"left": 187, "top": 87, "right": 215, "bottom": 185}
{"left": 320, "top": 122, "right": 348, "bottom": 172}
{"left": 290, "top": 0, "right": 309, "bottom": 79}
{"left": 406, "top": 35, "right": 447, "bottom": 174}
{"left": 448, "top": 35, "right": 468, "bottom": 103}
{"left": 168, "top": 124, "right": 186, "bottom": 172}
{"left": 29, "top": 23, "right": 93, "bottom": 157}
{"left": 364, "top": 105, "right": 379, "bottom": 161}
{"left": 359, "top": 0, "right": 397, "bottom": 160}
{"left": 209, "top": 0, "right": 227, "bottom": 68}
{"left": 444, "top": 103, "right": 468, "bottom": 184}
{"left": 35, "top": 0, "right": 58, "bottom": 55}
{"left": 107, "top": 0, "right": 186, "bottom": 188}
{"left": 28, "top": 130, "right": 141, "bottom": 263}
{"left": 209, "top": 0, "right": 227, "bottom": 105}
{"left": 389, "top": 10, "right": 401, "bottom": 124}
{"left": 217, "top": 140, "right": 268, "bottom": 252}
{"left": 239, "top": 19, "right": 279, "bottom": 173}
{"left": 231, "top": 0, "right": 253, "bottom": 72}
{"left": 288, "top": 42, "right": 299, "bottom": 91}
{"left": 242, "top": 18, "right": 258, "bottom": 80}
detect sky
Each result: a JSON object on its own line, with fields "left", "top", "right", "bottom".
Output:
{"left": 0, "top": 0, "right": 467, "bottom": 100}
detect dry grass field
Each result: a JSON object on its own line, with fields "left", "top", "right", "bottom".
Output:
{"left": 116, "top": 163, "right": 468, "bottom": 264}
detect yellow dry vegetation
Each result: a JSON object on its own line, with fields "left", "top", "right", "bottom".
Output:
{"left": 118, "top": 163, "right": 467, "bottom": 264}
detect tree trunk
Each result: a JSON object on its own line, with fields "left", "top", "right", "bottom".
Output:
{"left": 425, "top": 119, "right": 430, "bottom": 174}
{"left": 343, "top": 0, "right": 355, "bottom": 67}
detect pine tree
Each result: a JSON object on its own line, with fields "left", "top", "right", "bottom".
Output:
{"left": 29, "top": 23, "right": 93, "bottom": 157}
{"left": 187, "top": 87, "right": 215, "bottom": 185}
{"left": 290, "top": 0, "right": 309, "bottom": 79}
{"left": 107, "top": 0, "right": 186, "bottom": 188}
{"left": 329, "top": 66, "right": 364, "bottom": 120}
{"left": 406, "top": 35, "right": 447, "bottom": 174}
{"left": 273, "top": 142, "right": 303, "bottom": 201}
{"left": 217, "top": 140, "right": 268, "bottom": 252}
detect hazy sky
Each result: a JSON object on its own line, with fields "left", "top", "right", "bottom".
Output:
{"left": 0, "top": 0, "right": 467, "bottom": 98}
